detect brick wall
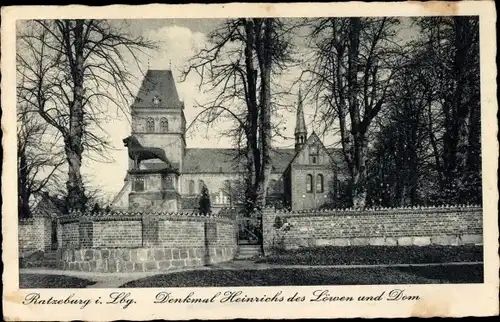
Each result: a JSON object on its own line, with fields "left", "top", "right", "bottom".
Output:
{"left": 263, "top": 206, "right": 482, "bottom": 253}
{"left": 61, "top": 222, "right": 80, "bottom": 248}
{"left": 18, "top": 216, "right": 52, "bottom": 253}
{"left": 56, "top": 211, "right": 238, "bottom": 272}
{"left": 158, "top": 220, "right": 205, "bottom": 247}
{"left": 93, "top": 220, "right": 142, "bottom": 248}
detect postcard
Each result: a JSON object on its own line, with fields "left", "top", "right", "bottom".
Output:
{"left": 2, "top": 2, "right": 498, "bottom": 320}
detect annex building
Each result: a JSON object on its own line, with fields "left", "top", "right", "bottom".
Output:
{"left": 111, "top": 70, "right": 344, "bottom": 211}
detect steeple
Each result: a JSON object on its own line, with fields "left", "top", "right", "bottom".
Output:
{"left": 294, "top": 89, "right": 307, "bottom": 152}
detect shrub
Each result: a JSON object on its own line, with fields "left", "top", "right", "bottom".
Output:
{"left": 198, "top": 185, "right": 212, "bottom": 214}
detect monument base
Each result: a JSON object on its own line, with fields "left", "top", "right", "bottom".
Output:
{"left": 127, "top": 167, "right": 181, "bottom": 212}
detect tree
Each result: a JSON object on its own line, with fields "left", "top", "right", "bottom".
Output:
{"left": 304, "top": 17, "right": 402, "bottom": 208}
{"left": 198, "top": 185, "right": 212, "bottom": 214}
{"left": 415, "top": 17, "right": 480, "bottom": 204}
{"left": 364, "top": 17, "right": 481, "bottom": 207}
{"left": 17, "top": 19, "right": 156, "bottom": 211}
{"left": 183, "top": 18, "right": 294, "bottom": 214}
{"left": 366, "top": 59, "right": 433, "bottom": 207}
{"left": 17, "top": 104, "right": 65, "bottom": 218}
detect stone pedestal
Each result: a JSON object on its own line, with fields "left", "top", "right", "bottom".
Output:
{"left": 128, "top": 168, "right": 181, "bottom": 212}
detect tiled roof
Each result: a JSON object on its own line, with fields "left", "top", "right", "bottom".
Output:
{"left": 142, "top": 162, "right": 180, "bottom": 171}
{"left": 183, "top": 148, "right": 244, "bottom": 173}
{"left": 31, "top": 192, "right": 65, "bottom": 216}
{"left": 181, "top": 147, "right": 346, "bottom": 174}
{"left": 138, "top": 147, "right": 343, "bottom": 175}
{"left": 270, "top": 149, "right": 296, "bottom": 173}
{"left": 182, "top": 148, "right": 298, "bottom": 174}
{"left": 132, "top": 70, "right": 183, "bottom": 108}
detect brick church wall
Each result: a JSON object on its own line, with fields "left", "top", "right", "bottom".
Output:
{"left": 290, "top": 167, "right": 334, "bottom": 210}
{"left": 263, "top": 206, "right": 482, "bottom": 253}
{"left": 56, "top": 211, "right": 237, "bottom": 273}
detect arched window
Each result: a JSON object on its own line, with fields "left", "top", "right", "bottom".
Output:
{"left": 310, "top": 146, "right": 319, "bottom": 164}
{"left": 198, "top": 180, "right": 205, "bottom": 192}
{"left": 146, "top": 118, "right": 155, "bottom": 132}
{"left": 306, "top": 174, "right": 313, "bottom": 192}
{"left": 316, "top": 174, "right": 324, "bottom": 193}
{"left": 222, "top": 180, "right": 231, "bottom": 205}
{"left": 188, "top": 180, "right": 195, "bottom": 195}
{"left": 133, "top": 177, "right": 145, "bottom": 192}
{"left": 223, "top": 180, "right": 231, "bottom": 191}
{"left": 277, "top": 177, "right": 284, "bottom": 193}
{"left": 268, "top": 179, "right": 277, "bottom": 194}
{"left": 160, "top": 117, "right": 168, "bottom": 132}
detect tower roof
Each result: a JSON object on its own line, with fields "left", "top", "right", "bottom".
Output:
{"left": 132, "top": 70, "right": 183, "bottom": 108}
{"left": 294, "top": 89, "right": 307, "bottom": 135}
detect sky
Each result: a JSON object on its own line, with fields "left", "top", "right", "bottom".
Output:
{"left": 58, "top": 18, "right": 416, "bottom": 199}
{"left": 82, "top": 18, "right": 318, "bottom": 198}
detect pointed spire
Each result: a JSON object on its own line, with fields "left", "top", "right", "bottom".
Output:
{"left": 295, "top": 88, "right": 307, "bottom": 152}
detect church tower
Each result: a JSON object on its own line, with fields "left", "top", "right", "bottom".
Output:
{"left": 294, "top": 89, "right": 307, "bottom": 152}
{"left": 130, "top": 70, "right": 186, "bottom": 171}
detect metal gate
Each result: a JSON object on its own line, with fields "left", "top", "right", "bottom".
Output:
{"left": 237, "top": 216, "right": 262, "bottom": 245}
{"left": 50, "top": 219, "right": 58, "bottom": 250}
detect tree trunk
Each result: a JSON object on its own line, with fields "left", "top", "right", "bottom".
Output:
{"left": 18, "top": 146, "right": 31, "bottom": 218}
{"left": 255, "top": 18, "right": 273, "bottom": 210}
{"left": 347, "top": 18, "right": 367, "bottom": 209}
{"left": 66, "top": 20, "right": 86, "bottom": 211}
{"left": 352, "top": 133, "right": 367, "bottom": 209}
{"left": 243, "top": 19, "right": 259, "bottom": 215}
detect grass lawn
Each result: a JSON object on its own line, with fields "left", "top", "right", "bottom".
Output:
{"left": 395, "top": 264, "right": 484, "bottom": 284}
{"left": 121, "top": 264, "right": 483, "bottom": 287}
{"left": 19, "top": 274, "right": 96, "bottom": 288}
{"left": 257, "top": 245, "right": 483, "bottom": 266}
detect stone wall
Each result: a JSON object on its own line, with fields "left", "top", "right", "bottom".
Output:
{"left": 18, "top": 216, "right": 53, "bottom": 254}
{"left": 263, "top": 206, "right": 482, "bottom": 253}
{"left": 57, "top": 211, "right": 237, "bottom": 273}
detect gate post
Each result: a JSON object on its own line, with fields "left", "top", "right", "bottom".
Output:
{"left": 262, "top": 206, "right": 278, "bottom": 256}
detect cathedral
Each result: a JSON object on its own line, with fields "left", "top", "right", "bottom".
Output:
{"left": 111, "top": 70, "right": 344, "bottom": 211}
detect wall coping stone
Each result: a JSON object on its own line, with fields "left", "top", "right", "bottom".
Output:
{"left": 21, "top": 212, "right": 56, "bottom": 220}
{"left": 268, "top": 205, "right": 481, "bottom": 217}
{"left": 59, "top": 210, "right": 236, "bottom": 224}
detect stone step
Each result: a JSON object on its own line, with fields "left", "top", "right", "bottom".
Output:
{"left": 44, "top": 253, "right": 57, "bottom": 259}
{"left": 41, "top": 260, "right": 58, "bottom": 268}
{"left": 234, "top": 245, "right": 263, "bottom": 260}
{"left": 41, "top": 251, "right": 59, "bottom": 268}
{"left": 238, "top": 245, "right": 261, "bottom": 250}
{"left": 236, "top": 249, "right": 262, "bottom": 253}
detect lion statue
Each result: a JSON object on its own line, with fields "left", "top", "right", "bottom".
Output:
{"left": 123, "top": 135, "right": 172, "bottom": 169}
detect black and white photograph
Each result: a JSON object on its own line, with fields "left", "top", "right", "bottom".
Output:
{"left": 2, "top": 2, "right": 498, "bottom": 320}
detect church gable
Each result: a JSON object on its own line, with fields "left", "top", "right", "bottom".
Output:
{"left": 290, "top": 132, "right": 332, "bottom": 167}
